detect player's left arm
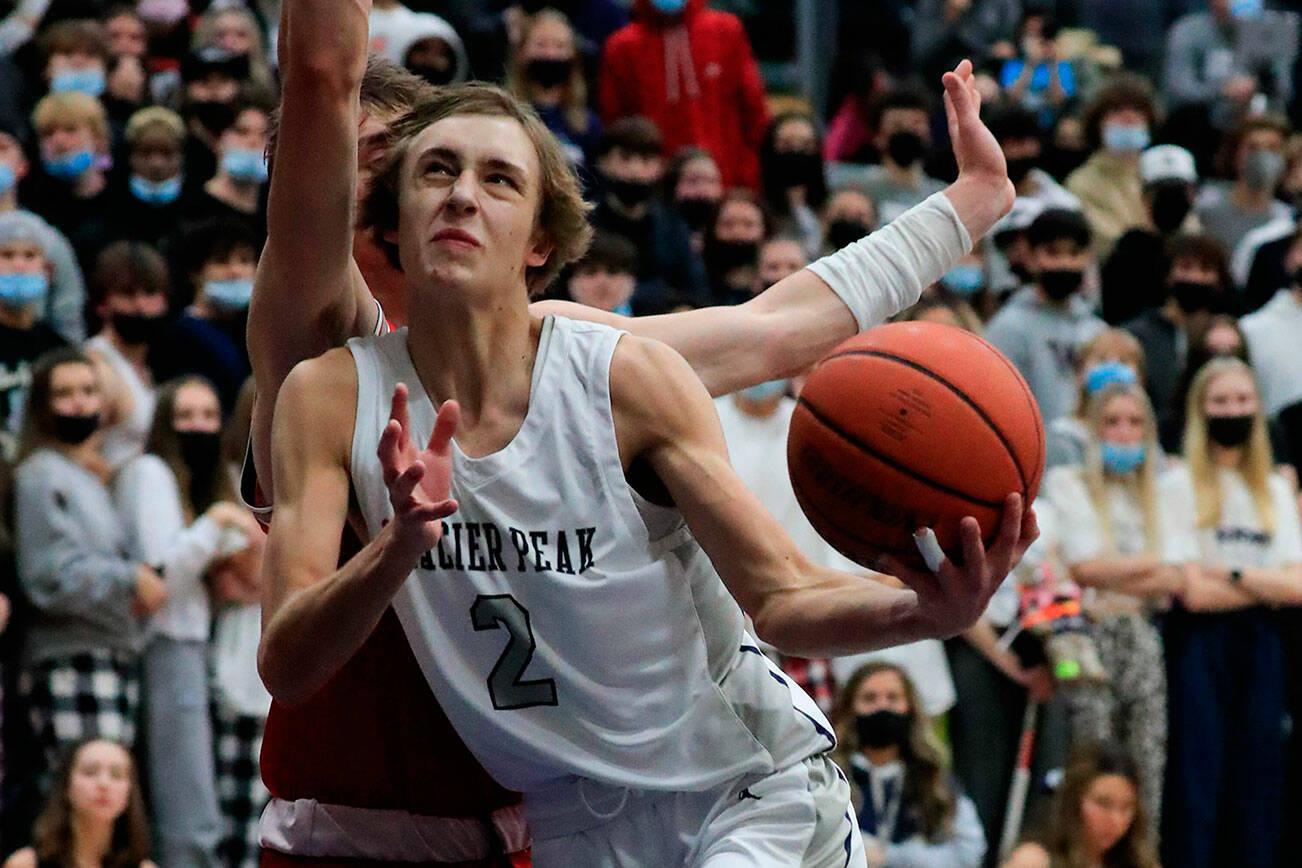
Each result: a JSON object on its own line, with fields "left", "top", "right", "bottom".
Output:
{"left": 610, "top": 335, "right": 1037, "bottom": 657}
{"left": 536, "top": 60, "right": 1013, "bottom": 398}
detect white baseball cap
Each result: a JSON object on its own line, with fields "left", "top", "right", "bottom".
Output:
{"left": 1139, "top": 144, "right": 1197, "bottom": 185}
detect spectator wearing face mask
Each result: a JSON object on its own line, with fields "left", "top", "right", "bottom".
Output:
{"left": 506, "top": 8, "right": 597, "bottom": 174}
{"left": 1197, "top": 114, "right": 1292, "bottom": 261}
{"left": 83, "top": 242, "right": 169, "bottom": 470}
{"left": 115, "top": 108, "right": 186, "bottom": 255}
{"left": 564, "top": 231, "right": 637, "bottom": 316}
{"left": 0, "top": 212, "right": 67, "bottom": 456}
{"left": 1066, "top": 76, "right": 1159, "bottom": 257}
{"left": 1123, "top": 234, "right": 1233, "bottom": 452}
{"left": 988, "top": 105, "right": 1080, "bottom": 218}
{"left": 842, "top": 87, "right": 946, "bottom": 227}
{"left": 40, "top": 20, "right": 109, "bottom": 102}
{"left": 1045, "top": 328, "right": 1146, "bottom": 469}
{"left": 0, "top": 125, "right": 84, "bottom": 341}
{"left": 21, "top": 91, "right": 116, "bottom": 273}
{"left": 831, "top": 662, "right": 987, "bottom": 868}
{"left": 1160, "top": 356, "right": 1302, "bottom": 868}
{"left": 393, "top": 11, "right": 469, "bottom": 88}
{"left": 821, "top": 183, "right": 876, "bottom": 255}
{"left": 591, "top": 116, "right": 707, "bottom": 311}
{"left": 598, "top": 0, "right": 769, "bottom": 190}
{"left": 1101, "top": 145, "right": 1201, "bottom": 326}
{"left": 1240, "top": 225, "right": 1302, "bottom": 424}
{"left": 1042, "top": 382, "right": 1181, "bottom": 839}
{"left": 702, "top": 187, "right": 771, "bottom": 306}
{"left": 986, "top": 208, "right": 1107, "bottom": 424}
{"left": 664, "top": 145, "right": 722, "bottom": 250}
{"left": 176, "top": 49, "right": 251, "bottom": 190}
{"left": 192, "top": 4, "right": 277, "bottom": 107}
{"left": 115, "top": 375, "right": 254, "bottom": 868}
{"left": 13, "top": 348, "right": 165, "bottom": 786}
{"left": 183, "top": 102, "right": 268, "bottom": 250}
{"left": 760, "top": 112, "right": 828, "bottom": 257}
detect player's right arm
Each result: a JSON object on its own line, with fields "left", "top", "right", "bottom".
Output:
{"left": 246, "top": 0, "right": 376, "bottom": 506}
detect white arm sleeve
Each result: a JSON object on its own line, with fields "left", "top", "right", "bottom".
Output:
{"left": 807, "top": 191, "right": 973, "bottom": 332}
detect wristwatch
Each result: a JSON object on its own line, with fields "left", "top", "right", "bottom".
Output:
{"left": 1229, "top": 568, "right": 1244, "bottom": 586}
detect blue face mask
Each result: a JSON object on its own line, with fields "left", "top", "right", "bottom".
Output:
{"left": 0, "top": 271, "right": 49, "bottom": 307}
{"left": 741, "top": 380, "right": 787, "bottom": 402}
{"left": 43, "top": 148, "right": 94, "bottom": 180}
{"left": 1084, "top": 360, "right": 1138, "bottom": 394}
{"left": 222, "top": 148, "right": 268, "bottom": 184}
{"left": 940, "top": 263, "right": 985, "bottom": 295}
{"left": 204, "top": 277, "right": 253, "bottom": 310}
{"left": 50, "top": 67, "right": 106, "bottom": 97}
{"left": 1100, "top": 440, "right": 1145, "bottom": 475}
{"left": 613, "top": 302, "right": 632, "bottom": 317}
{"left": 1230, "top": 0, "right": 1263, "bottom": 19}
{"left": 650, "top": 0, "right": 688, "bottom": 13}
{"left": 129, "top": 173, "right": 182, "bottom": 206}
{"left": 1102, "top": 123, "right": 1150, "bottom": 153}
{"left": 0, "top": 163, "right": 15, "bottom": 195}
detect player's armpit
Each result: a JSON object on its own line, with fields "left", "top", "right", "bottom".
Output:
{"left": 608, "top": 336, "right": 925, "bottom": 657}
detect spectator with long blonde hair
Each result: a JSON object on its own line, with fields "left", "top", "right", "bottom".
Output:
{"left": 506, "top": 8, "right": 599, "bottom": 175}
{"left": 1160, "top": 355, "right": 1302, "bottom": 867}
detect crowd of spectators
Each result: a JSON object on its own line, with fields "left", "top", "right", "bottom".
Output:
{"left": 0, "top": 1, "right": 1301, "bottom": 867}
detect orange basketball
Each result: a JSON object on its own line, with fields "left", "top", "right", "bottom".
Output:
{"left": 788, "top": 321, "right": 1044, "bottom": 574}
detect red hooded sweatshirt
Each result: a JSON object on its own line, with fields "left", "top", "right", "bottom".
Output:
{"left": 598, "top": 0, "right": 769, "bottom": 190}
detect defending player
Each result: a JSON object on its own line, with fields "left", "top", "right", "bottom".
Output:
{"left": 257, "top": 83, "right": 1035, "bottom": 866}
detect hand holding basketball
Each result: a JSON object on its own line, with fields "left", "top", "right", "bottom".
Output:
{"left": 378, "top": 384, "right": 460, "bottom": 556}
{"left": 880, "top": 494, "right": 1040, "bottom": 637}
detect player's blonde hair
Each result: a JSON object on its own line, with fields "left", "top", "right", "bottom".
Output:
{"left": 1082, "top": 382, "right": 1161, "bottom": 555}
{"left": 363, "top": 83, "right": 593, "bottom": 297}
{"left": 1183, "top": 356, "right": 1276, "bottom": 532}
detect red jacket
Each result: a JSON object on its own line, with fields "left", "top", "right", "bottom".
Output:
{"left": 598, "top": 0, "right": 769, "bottom": 190}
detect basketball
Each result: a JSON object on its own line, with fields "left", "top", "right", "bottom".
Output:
{"left": 788, "top": 321, "right": 1045, "bottom": 574}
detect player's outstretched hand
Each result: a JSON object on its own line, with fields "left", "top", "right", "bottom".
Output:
{"left": 878, "top": 493, "right": 1039, "bottom": 638}
{"left": 943, "top": 59, "right": 1015, "bottom": 211}
{"left": 378, "top": 384, "right": 459, "bottom": 556}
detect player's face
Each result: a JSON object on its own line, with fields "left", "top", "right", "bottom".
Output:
{"left": 0, "top": 240, "right": 46, "bottom": 276}
{"left": 173, "top": 381, "right": 222, "bottom": 434}
{"left": 757, "top": 239, "right": 806, "bottom": 288}
{"left": 1078, "top": 774, "right": 1136, "bottom": 855}
{"left": 1203, "top": 369, "right": 1258, "bottom": 421}
{"left": 67, "top": 740, "right": 132, "bottom": 823}
{"left": 1099, "top": 394, "right": 1146, "bottom": 445}
{"left": 49, "top": 361, "right": 102, "bottom": 418}
{"left": 357, "top": 111, "right": 397, "bottom": 209}
{"left": 851, "top": 670, "right": 910, "bottom": 717}
{"left": 392, "top": 114, "right": 550, "bottom": 294}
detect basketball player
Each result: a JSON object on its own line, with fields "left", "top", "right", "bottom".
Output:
{"left": 248, "top": 2, "right": 1020, "bottom": 862}
{"left": 256, "top": 81, "right": 1035, "bottom": 866}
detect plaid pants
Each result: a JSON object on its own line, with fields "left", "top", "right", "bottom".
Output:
{"left": 212, "top": 699, "right": 268, "bottom": 868}
{"left": 19, "top": 649, "right": 139, "bottom": 786}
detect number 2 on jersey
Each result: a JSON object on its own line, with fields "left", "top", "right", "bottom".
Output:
{"left": 470, "top": 594, "right": 559, "bottom": 710}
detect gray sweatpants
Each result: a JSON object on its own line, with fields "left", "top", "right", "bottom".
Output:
{"left": 143, "top": 636, "right": 221, "bottom": 868}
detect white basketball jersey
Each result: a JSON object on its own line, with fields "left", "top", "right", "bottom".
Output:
{"left": 346, "top": 317, "right": 832, "bottom": 794}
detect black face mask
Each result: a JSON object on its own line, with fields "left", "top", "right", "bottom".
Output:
{"left": 112, "top": 311, "right": 168, "bottom": 345}
{"left": 826, "top": 218, "right": 871, "bottom": 250}
{"left": 676, "top": 197, "right": 718, "bottom": 231}
{"left": 1170, "top": 280, "right": 1217, "bottom": 314}
{"left": 706, "top": 238, "right": 759, "bottom": 274}
{"left": 605, "top": 174, "right": 656, "bottom": 209}
{"left": 409, "top": 63, "right": 455, "bottom": 86}
{"left": 1150, "top": 185, "right": 1192, "bottom": 234}
{"left": 526, "top": 57, "right": 571, "bottom": 89}
{"left": 769, "top": 150, "right": 821, "bottom": 190}
{"left": 1206, "top": 414, "right": 1254, "bottom": 448}
{"left": 1006, "top": 155, "right": 1037, "bottom": 185}
{"left": 177, "top": 429, "right": 222, "bottom": 480}
{"left": 856, "top": 709, "right": 910, "bottom": 749}
{"left": 886, "top": 131, "right": 924, "bottom": 167}
{"left": 1039, "top": 268, "right": 1083, "bottom": 301}
{"left": 186, "top": 99, "right": 236, "bottom": 136}
{"left": 52, "top": 412, "right": 99, "bottom": 445}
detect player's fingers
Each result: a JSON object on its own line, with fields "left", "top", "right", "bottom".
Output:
{"left": 413, "top": 498, "right": 459, "bottom": 523}
{"left": 390, "top": 383, "right": 411, "bottom": 440}
{"left": 428, "top": 399, "right": 461, "bottom": 453}
{"left": 913, "top": 527, "right": 945, "bottom": 574}
{"left": 378, "top": 420, "right": 403, "bottom": 484}
{"left": 996, "top": 493, "right": 1025, "bottom": 555}
{"left": 958, "top": 516, "right": 987, "bottom": 579}
{"left": 943, "top": 89, "right": 960, "bottom": 145}
{"left": 390, "top": 460, "right": 426, "bottom": 506}
{"left": 943, "top": 66, "right": 974, "bottom": 123}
